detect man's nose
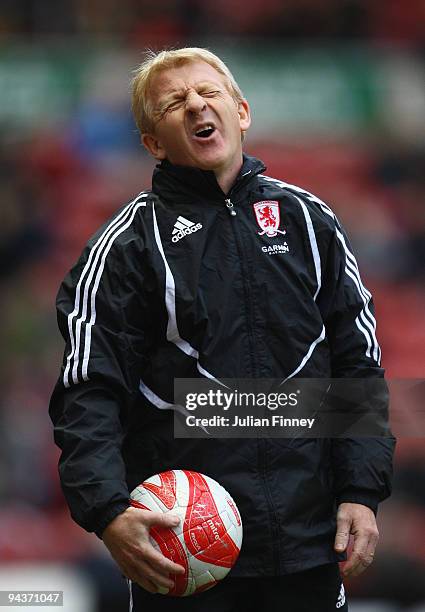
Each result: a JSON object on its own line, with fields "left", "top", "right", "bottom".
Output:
{"left": 185, "top": 91, "right": 206, "bottom": 114}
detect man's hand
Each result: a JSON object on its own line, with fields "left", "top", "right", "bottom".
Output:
{"left": 102, "top": 506, "right": 185, "bottom": 593}
{"left": 334, "top": 502, "right": 379, "bottom": 578}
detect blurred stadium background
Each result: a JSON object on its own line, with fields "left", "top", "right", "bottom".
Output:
{"left": 0, "top": 1, "right": 424, "bottom": 610}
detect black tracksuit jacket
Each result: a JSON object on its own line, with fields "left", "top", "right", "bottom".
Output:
{"left": 49, "top": 154, "right": 395, "bottom": 575}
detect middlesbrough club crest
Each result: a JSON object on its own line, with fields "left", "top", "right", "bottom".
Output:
{"left": 253, "top": 201, "right": 286, "bottom": 237}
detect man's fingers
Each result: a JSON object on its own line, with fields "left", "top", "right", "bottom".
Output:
{"left": 334, "top": 512, "right": 351, "bottom": 553}
{"left": 141, "top": 511, "right": 181, "bottom": 529}
{"left": 137, "top": 511, "right": 185, "bottom": 575}
{"left": 334, "top": 529, "right": 350, "bottom": 553}
{"left": 143, "top": 545, "right": 186, "bottom": 575}
{"left": 137, "top": 559, "right": 176, "bottom": 590}
{"left": 350, "top": 534, "right": 379, "bottom": 577}
{"left": 344, "top": 534, "right": 368, "bottom": 575}
{"left": 334, "top": 512, "right": 351, "bottom": 552}
{"left": 343, "top": 551, "right": 374, "bottom": 577}
{"left": 342, "top": 550, "right": 363, "bottom": 577}
{"left": 137, "top": 577, "right": 158, "bottom": 594}
{"left": 364, "top": 532, "right": 379, "bottom": 565}
{"left": 126, "top": 559, "right": 174, "bottom": 592}
{"left": 342, "top": 534, "right": 377, "bottom": 577}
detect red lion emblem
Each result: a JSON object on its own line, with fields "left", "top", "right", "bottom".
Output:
{"left": 253, "top": 201, "right": 285, "bottom": 237}
{"left": 259, "top": 205, "right": 277, "bottom": 228}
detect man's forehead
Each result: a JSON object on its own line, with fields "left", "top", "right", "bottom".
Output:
{"left": 150, "top": 61, "right": 227, "bottom": 97}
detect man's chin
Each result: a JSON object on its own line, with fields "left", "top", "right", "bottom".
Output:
{"left": 191, "top": 150, "right": 229, "bottom": 172}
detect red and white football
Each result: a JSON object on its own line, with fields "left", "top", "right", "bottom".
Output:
{"left": 129, "top": 469, "right": 243, "bottom": 596}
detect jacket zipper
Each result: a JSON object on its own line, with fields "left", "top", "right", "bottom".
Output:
{"left": 258, "top": 438, "right": 282, "bottom": 572}
{"left": 225, "top": 196, "right": 282, "bottom": 573}
{"left": 225, "top": 198, "right": 237, "bottom": 217}
{"left": 224, "top": 197, "right": 257, "bottom": 376}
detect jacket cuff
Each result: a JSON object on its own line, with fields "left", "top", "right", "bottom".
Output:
{"left": 94, "top": 501, "right": 131, "bottom": 539}
{"left": 336, "top": 490, "right": 380, "bottom": 515}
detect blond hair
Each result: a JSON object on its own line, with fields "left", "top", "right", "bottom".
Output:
{"left": 131, "top": 47, "right": 245, "bottom": 135}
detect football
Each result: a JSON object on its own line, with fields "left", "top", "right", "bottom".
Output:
{"left": 129, "top": 469, "right": 243, "bottom": 596}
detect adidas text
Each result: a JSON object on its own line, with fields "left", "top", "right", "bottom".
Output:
{"left": 336, "top": 584, "right": 345, "bottom": 608}
{"left": 171, "top": 216, "right": 202, "bottom": 243}
{"left": 172, "top": 222, "right": 203, "bottom": 243}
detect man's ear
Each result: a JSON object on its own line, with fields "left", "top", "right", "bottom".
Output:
{"left": 141, "top": 133, "right": 166, "bottom": 160}
{"left": 238, "top": 99, "right": 251, "bottom": 133}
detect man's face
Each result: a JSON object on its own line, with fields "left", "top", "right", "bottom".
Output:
{"left": 142, "top": 61, "right": 251, "bottom": 175}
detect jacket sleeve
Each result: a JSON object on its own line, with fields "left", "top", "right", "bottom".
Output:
{"left": 318, "top": 216, "right": 396, "bottom": 514}
{"left": 49, "top": 221, "right": 148, "bottom": 537}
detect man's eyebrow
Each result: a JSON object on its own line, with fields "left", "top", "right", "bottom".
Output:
{"left": 164, "top": 86, "right": 186, "bottom": 97}
{"left": 196, "top": 80, "right": 223, "bottom": 89}
{"left": 155, "top": 88, "right": 186, "bottom": 108}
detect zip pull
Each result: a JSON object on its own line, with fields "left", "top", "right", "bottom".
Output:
{"left": 225, "top": 198, "right": 237, "bottom": 216}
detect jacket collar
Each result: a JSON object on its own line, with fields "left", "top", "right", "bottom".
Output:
{"left": 152, "top": 154, "right": 266, "bottom": 203}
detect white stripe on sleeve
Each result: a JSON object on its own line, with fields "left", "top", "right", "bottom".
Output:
{"left": 294, "top": 195, "right": 322, "bottom": 300}
{"left": 63, "top": 193, "right": 147, "bottom": 387}
{"left": 259, "top": 174, "right": 381, "bottom": 365}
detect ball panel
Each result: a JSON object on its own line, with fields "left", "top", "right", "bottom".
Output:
{"left": 223, "top": 509, "right": 243, "bottom": 550}
{"left": 142, "top": 470, "right": 177, "bottom": 511}
{"left": 226, "top": 495, "right": 242, "bottom": 528}
{"left": 130, "top": 486, "right": 163, "bottom": 513}
{"left": 192, "top": 570, "right": 217, "bottom": 594}
{"left": 208, "top": 562, "right": 232, "bottom": 582}
{"left": 174, "top": 469, "right": 190, "bottom": 510}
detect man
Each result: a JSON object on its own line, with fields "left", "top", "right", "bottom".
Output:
{"left": 49, "top": 48, "right": 395, "bottom": 611}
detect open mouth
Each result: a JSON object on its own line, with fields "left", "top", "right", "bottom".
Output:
{"left": 194, "top": 125, "right": 216, "bottom": 139}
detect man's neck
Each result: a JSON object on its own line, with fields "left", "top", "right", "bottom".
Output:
{"left": 214, "top": 155, "right": 243, "bottom": 195}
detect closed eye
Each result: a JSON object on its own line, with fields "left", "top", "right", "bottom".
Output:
{"left": 154, "top": 100, "right": 183, "bottom": 121}
{"left": 166, "top": 100, "right": 184, "bottom": 112}
{"left": 202, "top": 90, "right": 220, "bottom": 97}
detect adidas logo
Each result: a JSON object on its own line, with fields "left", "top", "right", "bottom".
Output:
{"left": 172, "top": 216, "right": 203, "bottom": 243}
{"left": 336, "top": 584, "right": 345, "bottom": 608}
